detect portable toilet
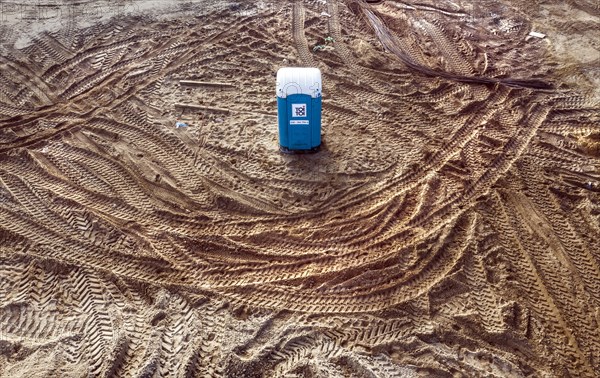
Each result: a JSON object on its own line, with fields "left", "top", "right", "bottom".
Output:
{"left": 276, "top": 67, "right": 322, "bottom": 153}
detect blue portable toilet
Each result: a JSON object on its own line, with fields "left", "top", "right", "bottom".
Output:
{"left": 276, "top": 67, "right": 322, "bottom": 153}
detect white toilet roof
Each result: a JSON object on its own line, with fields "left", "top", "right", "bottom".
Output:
{"left": 276, "top": 67, "right": 322, "bottom": 98}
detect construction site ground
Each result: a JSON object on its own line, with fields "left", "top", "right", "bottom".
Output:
{"left": 0, "top": 0, "right": 599, "bottom": 377}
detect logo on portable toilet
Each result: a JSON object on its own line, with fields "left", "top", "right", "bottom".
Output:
{"left": 276, "top": 67, "right": 322, "bottom": 153}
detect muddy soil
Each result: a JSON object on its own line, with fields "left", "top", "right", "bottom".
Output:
{"left": 0, "top": 0, "right": 599, "bottom": 377}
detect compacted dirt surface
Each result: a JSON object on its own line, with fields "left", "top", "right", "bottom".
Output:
{"left": 1, "top": 0, "right": 599, "bottom": 376}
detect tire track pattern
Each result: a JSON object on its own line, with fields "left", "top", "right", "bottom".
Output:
{"left": 1, "top": 1, "right": 599, "bottom": 377}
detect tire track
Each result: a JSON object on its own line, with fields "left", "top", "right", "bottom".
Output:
{"left": 292, "top": 1, "right": 317, "bottom": 67}
{"left": 488, "top": 192, "right": 595, "bottom": 376}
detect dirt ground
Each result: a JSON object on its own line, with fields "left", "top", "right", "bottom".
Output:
{"left": 0, "top": 0, "right": 599, "bottom": 377}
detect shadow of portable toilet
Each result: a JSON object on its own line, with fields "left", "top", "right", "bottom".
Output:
{"left": 276, "top": 67, "right": 322, "bottom": 153}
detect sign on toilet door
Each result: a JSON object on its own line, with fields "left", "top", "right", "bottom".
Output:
{"left": 292, "top": 103, "right": 307, "bottom": 118}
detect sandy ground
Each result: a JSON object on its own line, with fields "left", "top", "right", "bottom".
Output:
{"left": 0, "top": 0, "right": 599, "bottom": 377}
